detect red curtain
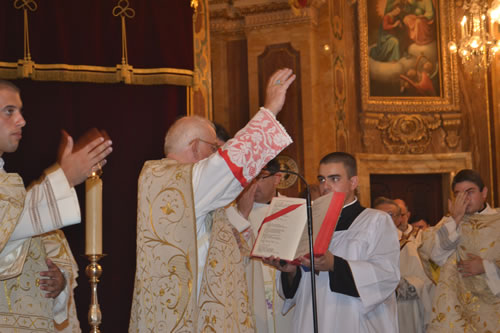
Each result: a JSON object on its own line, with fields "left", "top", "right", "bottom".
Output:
{"left": 1, "top": 1, "right": 193, "bottom": 331}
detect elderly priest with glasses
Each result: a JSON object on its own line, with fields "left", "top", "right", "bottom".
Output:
{"left": 129, "top": 68, "right": 296, "bottom": 332}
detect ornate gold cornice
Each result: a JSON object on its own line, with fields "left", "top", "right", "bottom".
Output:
{"left": 208, "top": 0, "right": 228, "bottom": 5}
{"left": 245, "top": 7, "right": 318, "bottom": 29}
{"left": 210, "top": 2, "right": 290, "bottom": 19}
{"left": 210, "top": 1, "right": 319, "bottom": 33}
{"left": 356, "top": 152, "right": 472, "bottom": 207}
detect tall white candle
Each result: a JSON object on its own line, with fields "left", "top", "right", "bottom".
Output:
{"left": 85, "top": 175, "right": 103, "bottom": 255}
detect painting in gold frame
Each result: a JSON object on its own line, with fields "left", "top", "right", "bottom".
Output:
{"left": 357, "top": 0, "right": 460, "bottom": 112}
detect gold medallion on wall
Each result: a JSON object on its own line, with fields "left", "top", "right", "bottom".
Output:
{"left": 275, "top": 155, "right": 299, "bottom": 190}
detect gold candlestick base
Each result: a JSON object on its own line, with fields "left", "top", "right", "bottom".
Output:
{"left": 85, "top": 254, "right": 105, "bottom": 333}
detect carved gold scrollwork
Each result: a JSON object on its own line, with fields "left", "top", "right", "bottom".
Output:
{"left": 330, "top": 0, "right": 343, "bottom": 40}
{"left": 333, "top": 55, "right": 349, "bottom": 150}
{"left": 376, "top": 114, "right": 441, "bottom": 153}
{"left": 362, "top": 112, "right": 462, "bottom": 153}
{"left": 289, "top": 0, "right": 311, "bottom": 15}
{"left": 441, "top": 113, "right": 462, "bottom": 148}
{"left": 190, "top": 0, "right": 199, "bottom": 12}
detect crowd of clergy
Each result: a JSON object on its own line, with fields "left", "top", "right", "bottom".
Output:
{"left": 0, "top": 68, "right": 498, "bottom": 333}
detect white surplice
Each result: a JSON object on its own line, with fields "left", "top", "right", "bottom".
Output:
{"left": 192, "top": 108, "right": 292, "bottom": 296}
{"left": 397, "top": 231, "right": 435, "bottom": 333}
{"left": 276, "top": 204, "right": 400, "bottom": 333}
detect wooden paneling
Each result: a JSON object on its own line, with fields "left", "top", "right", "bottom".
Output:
{"left": 226, "top": 39, "right": 250, "bottom": 135}
{"left": 258, "top": 43, "right": 304, "bottom": 196}
{"left": 370, "top": 174, "right": 444, "bottom": 226}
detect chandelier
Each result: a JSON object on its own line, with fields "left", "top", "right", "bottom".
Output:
{"left": 448, "top": 0, "right": 500, "bottom": 75}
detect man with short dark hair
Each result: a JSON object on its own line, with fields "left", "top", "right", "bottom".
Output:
{"left": 263, "top": 152, "right": 400, "bottom": 333}
{"left": 0, "top": 80, "right": 112, "bottom": 332}
{"left": 213, "top": 122, "right": 231, "bottom": 146}
{"left": 419, "top": 169, "right": 500, "bottom": 332}
{"left": 410, "top": 218, "right": 429, "bottom": 230}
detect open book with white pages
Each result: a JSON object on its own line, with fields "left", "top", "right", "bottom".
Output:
{"left": 251, "top": 191, "right": 345, "bottom": 263}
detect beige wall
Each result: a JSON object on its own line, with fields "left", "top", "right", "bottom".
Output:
{"left": 209, "top": 0, "right": 500, "bottom": 204}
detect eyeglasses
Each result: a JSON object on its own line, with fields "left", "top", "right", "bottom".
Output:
{"left": 195, "top": 138, "right": 220, "bottom": 153}
{"left": 256, "top": 171, "right": 276, "bottom": 180}
{"left": 387, "top": 211, "right": 401, "bottom": 218}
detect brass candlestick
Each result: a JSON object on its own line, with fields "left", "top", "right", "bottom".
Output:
{"left": 86, "top": 254, "right": 104, "bottom": 333}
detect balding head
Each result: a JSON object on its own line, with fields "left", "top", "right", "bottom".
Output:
{"left": 394, "top": 199, "right": 410, "bottom": 232}
{"left": 164, "top": 116, "right": 218, "bottom": 163}
{"left": 373, "top": 196, "right": 402, "bottom": 228}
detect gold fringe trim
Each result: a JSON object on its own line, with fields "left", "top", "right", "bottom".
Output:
{"left": 0, "top": 61, "right": 193, "bottom": 86}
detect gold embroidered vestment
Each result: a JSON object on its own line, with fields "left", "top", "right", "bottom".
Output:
{"left": 421, "top": 211, "right": 500, "bottom": 332}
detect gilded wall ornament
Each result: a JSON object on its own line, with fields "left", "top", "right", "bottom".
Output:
{"left": 333, "top": 56, "right": 346, "bottom": 109}
{"left": 191, "top": 0, "right": 199, "bottom": 12}
{"left": 333, "top": 54, "right": 348, "bottom": 150}
{"left": 441, "top": 113, "right": 461, "bottom": 148}
{"left": 275, "top": 155, "right": 299, "bottom": 189}
{"left": 362, "top": 112, "right": 461, "bottom": 152}
{"left": 192, "top": 0, "right": 213, "bottom": 118}
{"left": 376, "top": 114, "right": 441, "bottom": 153}
{"left": 329, "top": 0, "right": 343, "bottom": 40}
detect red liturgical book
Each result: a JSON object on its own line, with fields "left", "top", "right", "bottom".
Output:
{"left": 251, "top": 191, "right": 345, "bottom": 263}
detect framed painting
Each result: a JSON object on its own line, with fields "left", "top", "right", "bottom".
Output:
{"left": 358, "top": 0, "right": 460, "bottom": 112}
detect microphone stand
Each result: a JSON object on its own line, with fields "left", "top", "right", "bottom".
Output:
{"left": 269, "top": 168, "right": 319, "bottom": 333}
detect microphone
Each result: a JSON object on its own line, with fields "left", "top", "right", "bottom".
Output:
{"left": 262, "top": 166, "right": 319, "bottom": 333}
